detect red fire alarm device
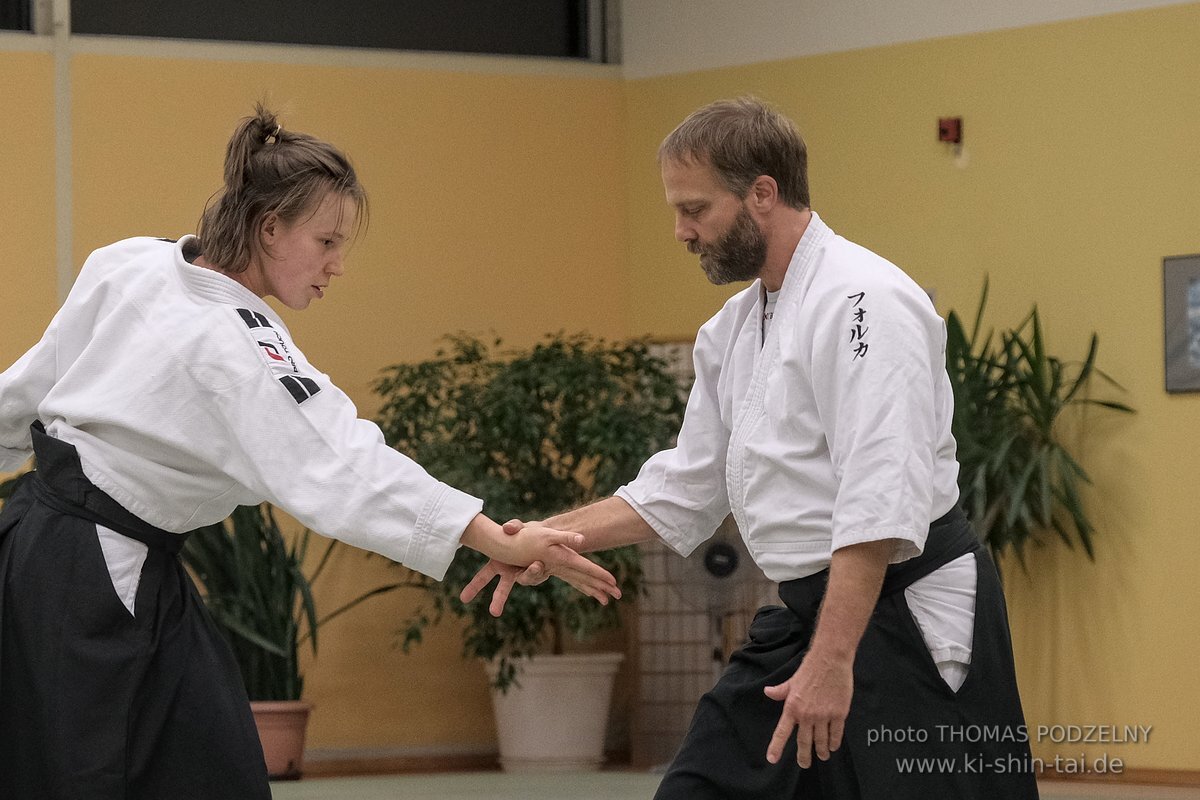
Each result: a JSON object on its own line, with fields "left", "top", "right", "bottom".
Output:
{"left": 938, "top": 117, "right": 962, "bottom": 144}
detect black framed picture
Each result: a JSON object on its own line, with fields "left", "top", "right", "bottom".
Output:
{"left": 1163, "top": 254, "right": 1200, "bottom": 393}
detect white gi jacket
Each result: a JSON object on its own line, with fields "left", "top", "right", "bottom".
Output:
{"left": 617, "top": 212, "right": 961, "bottom": 581}
{"left": 0, "top": 237, "right": 482, "bottom": 581}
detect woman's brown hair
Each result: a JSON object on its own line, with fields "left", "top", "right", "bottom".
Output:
{"left": 197, "top": 104, "right": 367, "bottom": 273}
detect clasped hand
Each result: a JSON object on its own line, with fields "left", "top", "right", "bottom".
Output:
{"left": 462, "top": 519, "right": 614, "bottom": 616}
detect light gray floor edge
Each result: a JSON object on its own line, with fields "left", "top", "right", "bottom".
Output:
{"left": 270, "top": 771, "right": 1200, "bottom": 800}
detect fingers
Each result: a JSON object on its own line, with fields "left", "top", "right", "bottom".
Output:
{"left": 461, "top": 556, "right": 617, "bottom": 614}
{"left": 541, "top": 530, "right": 586, "bottom": 549}
{"left": 516, "top": 549, "right": 619, "bottom": 604}
{"left": 514, "top": 523, "right": 584, "bottom": 552}
{"left": 794, "top": 718, "right": 814, "bottom": 768}
{"left": 459, "top": 561, "right": 501, "bottom": 604}
{"left": 765, "top": 682, "right": 815, "bottom": 767}
{"left": 556, "top": 570, "right": 620, "bottom": 604}
{"left": 545, "top": 548, "right": 621, "bottom": 604}
{"left": 463, "top": 537, "right": 620, "bottom": 611}
{"left": 547, "top": 548, "right": 619, "bottom": 589}
{"left": 489, "top": 570, "right": 517, "bottom": 617}
{"left": 516, "top": 562, "right": 547, "bottom": 586}
{"left": 827, "top": 717, "right": 844, "bottom": 757}
{"left": 762, "top": 683, "right": 842, "bottom": 767}
{"left": 460, "top": 559, "right": 544, "bottom": 616}
{"left": 810, "top": 721, "right": 830, "bottom": 764}
{"left": 765, "top": 703, "right": 795, "bottom": 765}
{"left": 460, "top": 548, "right": 620, "bottom": 615}
{"left": 763, "top": 682, "right": 789, "bottom": 701}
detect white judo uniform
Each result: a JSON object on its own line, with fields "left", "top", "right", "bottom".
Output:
{"left": 0, "top": 236, "right": 483, "bottom": 581}
{"left": 616, "top": 212, "right": 975, "bottom": 687}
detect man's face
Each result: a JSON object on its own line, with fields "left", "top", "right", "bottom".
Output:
{"left": 662, "top": 157, "right": 767, "bottom": 285}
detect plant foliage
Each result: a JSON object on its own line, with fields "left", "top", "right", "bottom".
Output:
{"left": 0, "top": 473, "right": 21, "bottom": 504}
{"left": 182, "top": 504, "right": 417, "bottom": 700}
{"left": 374, "top": 332, "right": 687, "bottom": 689}
{"left": 945, "top": 281, "right": 1134, "bottom": 570}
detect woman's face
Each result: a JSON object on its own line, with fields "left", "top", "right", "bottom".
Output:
{"left": 252, "top": 192, "right": 357, "bottom": 310}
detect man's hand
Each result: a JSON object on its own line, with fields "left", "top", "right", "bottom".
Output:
{"left": 459, "top": 516, "right": 620, "bottom": 616}
{"left": 763, "top": 649, "right": 854, "bottom": 767}
{"left": 761, "top": 538, "right": 893, "bottom": 767}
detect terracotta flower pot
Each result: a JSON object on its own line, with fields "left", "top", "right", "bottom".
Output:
{"left": 250, "top": 700, "right": 312, "bottom": 780}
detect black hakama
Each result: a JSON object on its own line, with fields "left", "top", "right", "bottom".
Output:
{"left": 653, "top": 507, "right": 1041, "bottom": 800}
{"left": 0, "top": 425, "right": 270, "bottom": 799}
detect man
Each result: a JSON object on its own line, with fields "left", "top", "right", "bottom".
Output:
{"left": 467, "top": 97, "right": 1039, "bottom": 799}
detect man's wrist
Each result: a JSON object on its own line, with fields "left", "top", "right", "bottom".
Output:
{"left": 806, "top": 637, "right": 858, "bottom": 664}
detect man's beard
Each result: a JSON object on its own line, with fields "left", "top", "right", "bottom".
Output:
{"left": 691, "top": 207, "right": 768, "bottom": 285}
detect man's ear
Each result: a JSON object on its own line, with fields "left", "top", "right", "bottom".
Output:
{"left": 749, "top": 175, "right": 779, "bottom": 212}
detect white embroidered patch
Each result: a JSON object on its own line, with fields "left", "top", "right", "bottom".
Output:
{"left": 254, "top": 329, "right": 302, "bottom": 379}
{"left": 234, "top": 307, "right": 323, "bottom": 404}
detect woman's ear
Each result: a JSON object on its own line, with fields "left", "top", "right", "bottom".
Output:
{"left": 260, "top": 212, "right": 280, "bottom": 245}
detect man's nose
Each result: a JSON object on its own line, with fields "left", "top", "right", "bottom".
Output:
{"left": 674, "top": 215, "right": 694, "bottom": 243}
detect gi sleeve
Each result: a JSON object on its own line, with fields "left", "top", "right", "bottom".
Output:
{"left": 615, "top": 316, "right": 733, "bottom": 557}
{"left": 208, "top": 312, "right": 483, "bottom": 581}
{"left": 806, "top": 270, "right": 942, "bottom": 561}
{"left": 0, "top": 325, "right": 58, "bottom": 473}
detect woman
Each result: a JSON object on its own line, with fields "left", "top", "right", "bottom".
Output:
{"left": 0, "top": 106, "right": 618, "bottom": 799}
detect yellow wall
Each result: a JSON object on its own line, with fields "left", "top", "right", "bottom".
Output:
{"left": 70, "top": 55, "right": 630, "bottom": 388}
{"left": 0, "top": 52, "right": 56, "bottom": 368}
{"left": 623, "top": 4, "right": 1200, "bottom": 772}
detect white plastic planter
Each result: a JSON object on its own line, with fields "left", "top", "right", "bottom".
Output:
{"left": 487, "top": 653, "right": 625, "bottom": 772}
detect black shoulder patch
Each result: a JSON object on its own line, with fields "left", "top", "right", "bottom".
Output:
{"left": 279, "top": 375, "right": 322, "bottom": 404}
{"left": 237, "top": 308, "right": 274, "bottom": 330}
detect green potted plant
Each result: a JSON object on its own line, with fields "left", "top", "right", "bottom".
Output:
{"left": 945, "top": 280, "right": 1135, "bottom": 572}
{"left": 373, "top": 332, "right": 686, "bottom": 771}
{"left": 182, "top": 504, "right": 416, "bottom": 779}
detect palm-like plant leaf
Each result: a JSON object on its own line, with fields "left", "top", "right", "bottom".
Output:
{"left": 183, "top": 504, "right": 425, "bottom": 700}
{"left": 945, "top": 281, "right": 1134, "bottom": 571}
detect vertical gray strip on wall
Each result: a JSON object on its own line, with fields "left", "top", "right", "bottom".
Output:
{"left": 52, "top": 0, "right": 71, "bottom": 301}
